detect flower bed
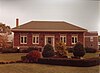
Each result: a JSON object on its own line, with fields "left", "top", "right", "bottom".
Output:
{"left": 38, "top": 57, "right": 100, "bottom": 67}
{"left": 0, "top": 57, "right": 99, "bottom": 67}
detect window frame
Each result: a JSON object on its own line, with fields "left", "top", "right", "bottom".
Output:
{"left": 90, "top": 37, "right": 93, "bottom": 42}
{"left": 20, "top": 35, "right": 27, "bottom": 44}
{"left": 32, "top": 35, "right": 39, "bottom": 44}
{"left": 71, "top": 36, "right": 78, "bottom": 44}
{"left": 60, "top": 35, "right": 66, "bottom": 44}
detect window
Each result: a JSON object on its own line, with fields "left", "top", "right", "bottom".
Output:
{"left": 72, "top": 36, "right": 78, "bottom": 44}
{"left": 90, "top": 37, "right": 93, "bottom": 42}
{"left": 32, "top": 35, "right": 39, "bottom": 44}
{"left": 20, "top": 36, "right": 27, "bottom": 44}
{"left": 60, "top": 36, "right": 66, "bottom": 44}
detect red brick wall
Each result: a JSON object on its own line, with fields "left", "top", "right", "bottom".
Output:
{"left": 55, "top": 33, "right": 60, "bottom": 45}
{"left": 13, "top": 31, "right": 84, "bottom": 48}
{"left": 84, "top": 32, "right": 98, "bottom": 49}
{"left": 67, "top": 32, "right": 84, "bottom": 47}
{"left": 14, "top": 32, "right": 20, "bottom": 46}
{"left": 85, "top": 37, "right": 98, "bottom": 49}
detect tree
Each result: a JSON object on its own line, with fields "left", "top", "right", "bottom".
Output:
{"left": 0, "top": 34, "right": 8, "bottom": 48}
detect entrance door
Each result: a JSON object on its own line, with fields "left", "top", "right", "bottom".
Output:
{"left": 45, "top": 36, "right": 54, "bottom": 47}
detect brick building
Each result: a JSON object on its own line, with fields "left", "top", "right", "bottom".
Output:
{"left": 12, "top": 19, "right": 99, "bottom": 51}
{"left": 12, "top": 19, "right": 88, "bottom": 50}
{"left": 98, "top": 36, "right": 100, "bottom": 49}
{"left": 84, "top": 32, "right": 98, "bottom": 49}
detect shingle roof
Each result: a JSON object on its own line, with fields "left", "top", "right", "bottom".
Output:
{"left": 12, "top": 21, "right": 87, "bottom": 32}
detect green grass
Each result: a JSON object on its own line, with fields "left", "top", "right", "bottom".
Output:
{"left": 0, "top": 53, "right": 99, "bottom": 73}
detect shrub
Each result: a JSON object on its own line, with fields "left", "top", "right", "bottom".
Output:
{"left": 42, "top": 44, "right": 55, "bottom": 57}
{"left": 67, "top": 48, "right": 73, "bottom": 53}
{"left": 26, "top": 50, "right": 41, "bottom": 62}
{"left": 2, "top": 48, "right": 18, "bottom": 53}
{"left": 20, "top": 47, "right": 38, "bottom": 53}
{"left": 55, "top": 42, "right": 68, "bottom": 57}
{"left": 20, "top": 46, "right": 42, "bottom": 53}
{"left": 73, "top": 42, "right": 86, "bottom": 58}
{"left": 38, "top": 57, "right": 100, "bottom": 67}
{"left": 85, "top": 47, "right": 97, "bottom": 53}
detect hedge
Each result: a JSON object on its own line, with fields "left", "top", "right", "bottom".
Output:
{"left": 68, "top": 47, "right": 97, "bottom": 53}
{"left": 1, "top": 48, "right": 18, "bottom": 53}
{"left": 38, "top": 57, "right": 100, "bottom": 67}
{"left": 85, "top": 48, "right": 97, "bottom": 53}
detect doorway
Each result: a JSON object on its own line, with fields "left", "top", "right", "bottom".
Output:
{"left": 45, "top": 36, "right": 55, "bottom": 47}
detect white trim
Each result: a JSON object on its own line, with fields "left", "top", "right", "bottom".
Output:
{"left": 20, "top": 35, "right": 27, "bottom": 44}
{"left": 90, "top": 37, "right": 93, "bottom": 42}
{"left": 60, "top": 35, "right": 66, "bottom": 44}
{"left": 71, "top": 35, "right": 78, "bottom": 45}
{"left": 45, "top": 36, "right": 55, "bottom": 47}
{"left": 12, "top": 29, "right": 87, "bottom": 32}
{"left": 32, "top": 35, "right": 39, "bottom": 44}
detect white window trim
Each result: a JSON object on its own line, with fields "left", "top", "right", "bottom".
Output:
{"left": 32, "top": 35, "right": 39, "bottom": 44}
{"left": 45, "top": 36, "right": 55, "bottom": 47}
{"left": 60, "top": 35, "right": 66, "bottom": 44}
{"left": 20, "top": 35, "right": 27, "bottom": 44}
{"left": 72, "top": 36, "right": 78, "bottom": 44}
{"left": 90, "top": 37, "right": 93, "bottom": 42}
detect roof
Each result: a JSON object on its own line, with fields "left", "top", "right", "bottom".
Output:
{"left": 85, "top": 31, "right": 98, "bottom": 36}
{"left": 12, "top": 21, "right": 87, "bottom": 32}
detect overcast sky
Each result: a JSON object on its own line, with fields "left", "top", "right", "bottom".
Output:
{"left": 0, "top": 0, "right": 100, "bottom": 34}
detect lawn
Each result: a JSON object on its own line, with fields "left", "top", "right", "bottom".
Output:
{"left": 0, "top": 53, "right": 27, "bottom": 62}
{"left": 0, "top": 63, "right": 99, "bottom": 73}
{"left": 0, "top": 53, "right": 99, "bottom": 62}
{"left": 0, "top": 53, "right": 99, "bottom": 73}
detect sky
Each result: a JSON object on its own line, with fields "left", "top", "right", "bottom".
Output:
{"left": 0, "top": 0, "right": 100, "bottom": 35}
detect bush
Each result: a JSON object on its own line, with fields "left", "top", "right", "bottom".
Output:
{"left": 20, "top": 47, "right": 38, "bottom": 53}
{"left": 55, "top": 42, "right": 68, "bottom": 58}
{"left": 73, "top": 42, "right": 86, "bottom": 58}
{"left": 42, "top": 44, "right": 55, "bottom": 57}
{"left": 2, "top": 48, "right": 18, "bottom": 53}
{"left": 21, "top": 50, "right": 41, "bottom": 63}
{"left": 20, "top": 46, "right": 42, "bottom": 53}
{"left": 0, "top": 48, "right": 2, "bottom": 52}
{"left": 85, "top": 47, "right": 97, "bottom": 53}
{"left": 38, "top": 57, "right": 100, "bottom": 67}
{"left": 67, "top": 48, "right": 73, "bottom": 53}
